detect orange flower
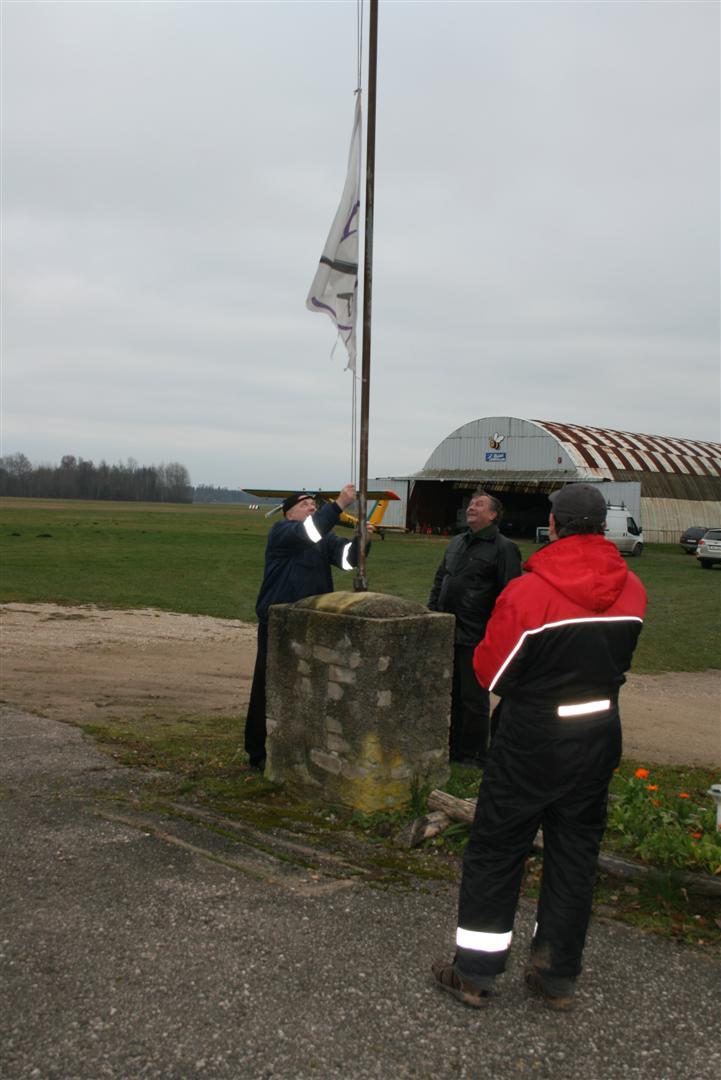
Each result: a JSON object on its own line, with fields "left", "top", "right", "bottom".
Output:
{"left": 678, "top": 792, "right": 690, "bottom": 799}
{"left": 651, "top": 799, "right": 661, "bottom": 807}
{"left": 691, "top": 832, "right": 702, "bottom": 839}
{"left": 634, "top": 768, "right": 650, "bottom": 779}
{"left": 645, "top": 784, "right": 658, "bottom": 791}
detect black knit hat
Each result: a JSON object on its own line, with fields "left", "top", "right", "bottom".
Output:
{"left": 281, "top": 491, "right": 316, "bottom": 515}
{"left": 549, "top": 484, "right": 607, "bottom": 524}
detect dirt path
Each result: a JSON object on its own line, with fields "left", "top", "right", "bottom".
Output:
{"left": 1, "top": 603, "right": 718, "bottom": 768}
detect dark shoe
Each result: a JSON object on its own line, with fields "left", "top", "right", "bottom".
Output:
{"left": 524, "top": 968, "right": 575, "bottom": 1012}
{"left": 431, "top": 960, "right": 492, "bottom": 1009}
{"left": 248, "top": 756, "right": 266, "bottom": 773}
{"left": 450, "top": 755, "right": 487, "bottom": 769}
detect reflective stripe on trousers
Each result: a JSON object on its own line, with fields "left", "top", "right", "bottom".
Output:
{"left": 456, "top": 927, "right": 513, "bottom": 953}
{"left": 454, "top": 699, "right": 621, "bottom": 982}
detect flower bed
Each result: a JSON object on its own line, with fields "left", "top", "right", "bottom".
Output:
{"left": 607, "top": 767, "right": 721, "bottom": 876}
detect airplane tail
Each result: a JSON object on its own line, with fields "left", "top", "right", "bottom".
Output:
{"left": 338, "top": 494, "right": 396, "bottom": 531}
{"left": 368, "top": 498, "right": 390, "bottom": 528}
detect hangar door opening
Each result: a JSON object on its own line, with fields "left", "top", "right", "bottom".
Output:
{"left": 407, "top": 481, "right": 553, "bottom": 538}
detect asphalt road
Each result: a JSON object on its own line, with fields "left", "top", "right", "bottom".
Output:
{"left": 1, "top": 706, "right": 719, "bottom": 1080}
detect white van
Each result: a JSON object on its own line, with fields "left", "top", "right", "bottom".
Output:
{"left": 604, "top": 505, "right": 644, "bottom": 557}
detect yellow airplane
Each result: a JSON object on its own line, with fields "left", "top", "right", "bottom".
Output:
{"left": 241, "top": 488, "right": 403, "bottom": 538}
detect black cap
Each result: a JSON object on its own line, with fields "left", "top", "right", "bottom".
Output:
{"left": 549, "top": 484, "right": 607, "bottom": 524}
{"left": 282, "top": 491, "right": 316, "bottom": 515}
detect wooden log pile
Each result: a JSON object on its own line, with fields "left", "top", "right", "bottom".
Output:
{"left": 395, "top": 789, "right": 721, "bottom": 898}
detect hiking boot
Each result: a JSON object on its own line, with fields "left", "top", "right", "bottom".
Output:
{"left": 524, "top": 968, "right": 575, "bottom": 1012}
{"left": 431, "top": 960, "right": 492, "bottom": 1009}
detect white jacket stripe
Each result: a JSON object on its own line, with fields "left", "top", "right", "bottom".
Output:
{"left": 487, "top": 615, "right": 644, "bottom": 693}
{"left": 558, "top": 699, "right": 611, "bottom": 717}
{"left": 303, "top": 517, "right": 323, "bottom": 544}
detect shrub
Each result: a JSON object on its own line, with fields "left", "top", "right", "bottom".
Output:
{"left": 607, "top": 767, "right": 721, "bottom": 875}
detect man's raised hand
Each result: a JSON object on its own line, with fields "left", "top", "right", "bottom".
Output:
{"left": 336, "top": 484, "right": 357, "bottom": 510}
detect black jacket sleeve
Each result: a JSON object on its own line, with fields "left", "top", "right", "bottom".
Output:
{"left": 496, "top": 537, "right": 523, "bottom": 592}
{"left": 324, "top": 530, "right": 372, "bottom": 571}
{"left": 427, "top": 556, "right": 447, "bottom": 610}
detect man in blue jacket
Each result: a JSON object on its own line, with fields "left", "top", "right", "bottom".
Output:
{"left": 244, "top": 484, "right": 368, "bottom": 771}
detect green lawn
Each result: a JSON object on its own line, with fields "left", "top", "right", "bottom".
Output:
{"left": 3, "top": 497, "right": 719, "bottom": 938}
{"left": 1, "top": 497, "right": 719, "bottom": 673}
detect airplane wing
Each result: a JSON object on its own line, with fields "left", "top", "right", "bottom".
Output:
{"left": 240, "top": 488, "right": 316, "bottom": 500}
{"left": 241, "top": 488, "right": 401, "bottom": 525}
{"left": 241, "top": 488, "right": 400, "bottom": 501}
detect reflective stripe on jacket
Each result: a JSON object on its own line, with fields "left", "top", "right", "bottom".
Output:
{"left": 473, "top": 534, "right": 647, "bottom": 712}
{"left": 255, "top": 501, "right": 362, "bottom": 624}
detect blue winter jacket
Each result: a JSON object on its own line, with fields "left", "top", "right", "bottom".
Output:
{"left": 255, "top": 501, "right": 364, "bottom": 624}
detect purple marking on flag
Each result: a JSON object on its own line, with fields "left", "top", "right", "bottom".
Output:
{"left": 309, "top": 297, "right": 353, "bottom": 332}
{"left": 341, "top": 201, "right": 360, "bottom": 242}
{"left": 310, "top": 298, "right": 337, "bottom": 317}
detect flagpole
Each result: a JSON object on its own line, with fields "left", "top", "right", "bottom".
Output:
{"left": 354, "top": 0, "right": 378, "bottom": 592}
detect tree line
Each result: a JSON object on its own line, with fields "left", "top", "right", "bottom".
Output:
{"left": 0, "top": 453, "right": 193, "bottom": 503}
{"left": 193, "top": 485, "right": 267, "bottom": 504}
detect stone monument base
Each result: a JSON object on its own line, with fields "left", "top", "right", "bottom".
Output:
{"left": 266, "top": 592, "right": 454, "bottom": 812}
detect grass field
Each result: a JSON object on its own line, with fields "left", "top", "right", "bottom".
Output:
{"left": 1, "top": 496, "right": 719, "bottom": 674}
{"left": 2, "top": 497, "right": 719, "bottom": 940}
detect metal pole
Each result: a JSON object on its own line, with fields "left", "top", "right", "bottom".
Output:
{"left": 354, "top": 0, "right": 378, "bottom": 592}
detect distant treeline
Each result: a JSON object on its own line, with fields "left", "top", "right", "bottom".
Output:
{"left": 0, "top": 453, "right": 192, "bottom": 503}
{"left": 193, "top": 485, "right": 268, "bottom": 504}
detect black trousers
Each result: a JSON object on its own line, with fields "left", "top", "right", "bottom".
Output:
{"left": 244, "top": 623, "right": 268, "bottom": 767}
{"left": 455, "top": 699, "right": 621, "bottom": 984}
{"left": 449, "top": 644, "right": 490, "bottom": 762}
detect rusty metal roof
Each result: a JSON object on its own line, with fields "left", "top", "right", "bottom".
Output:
{"left": 531, "top": 420, "right": 721, "bottom": 479}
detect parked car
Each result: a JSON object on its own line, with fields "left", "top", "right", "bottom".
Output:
{"left": 680, "top": 526, "right": 708, "bottom": 554}
{"left": 696, "top": 529, "right": 721, "bottom": 569}
{"left": 604, "top": 506, "right": 644, "bottom": 557}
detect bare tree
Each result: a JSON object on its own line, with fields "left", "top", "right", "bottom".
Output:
{"left": 0, "top": 453, "right": 192, "bottom": 502}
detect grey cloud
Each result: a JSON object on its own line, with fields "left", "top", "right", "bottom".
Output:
{"left": 2, "top": 0, "right": 718, "bottom": 489}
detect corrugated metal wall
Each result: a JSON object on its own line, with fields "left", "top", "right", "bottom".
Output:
{"left": 422, "top": 417, "right": 579, "bottom": 476}
{"left": 385, "top": 417, "right": 721, "bottom": 542}
{"left": 641, "top": 498, "right": 721, "bottom": 544}
{"left": 612, "top": 471, "right": 720, "bottom": 502}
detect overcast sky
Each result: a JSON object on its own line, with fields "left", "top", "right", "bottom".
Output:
{"left": 3, "top": 0, "right": 719, "bottom": 490}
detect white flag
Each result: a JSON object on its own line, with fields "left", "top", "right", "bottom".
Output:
{"left": 306, "top": 96, "right": 362, "bottom": 371}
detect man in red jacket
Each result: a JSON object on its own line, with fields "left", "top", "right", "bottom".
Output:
{"left": 432, "top": 483, "right": 647, "bottom": 1011}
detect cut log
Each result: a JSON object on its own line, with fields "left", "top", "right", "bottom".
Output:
{"left": 595, "top": 852, "right": 721, "bottom": 897}
{"left": 425, "top": 790, "right": 721, "bottom": 897}
{"left": 395, "top": 810, "right": 452, "bottom": 849}
{"left": 427, "top": 789, "right": 476, "bottom": 824}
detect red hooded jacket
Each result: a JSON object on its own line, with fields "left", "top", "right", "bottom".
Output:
{"left": 473, "top": 534, "right": 647, "bottom": 711}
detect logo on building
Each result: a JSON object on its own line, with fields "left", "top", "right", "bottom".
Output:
{"left": 488, "top": 432, "right": 506, "bottom": 450}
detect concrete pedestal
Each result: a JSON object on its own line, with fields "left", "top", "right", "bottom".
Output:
{"left": 265, "top": 592, "right": 454, "bottom": 812}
